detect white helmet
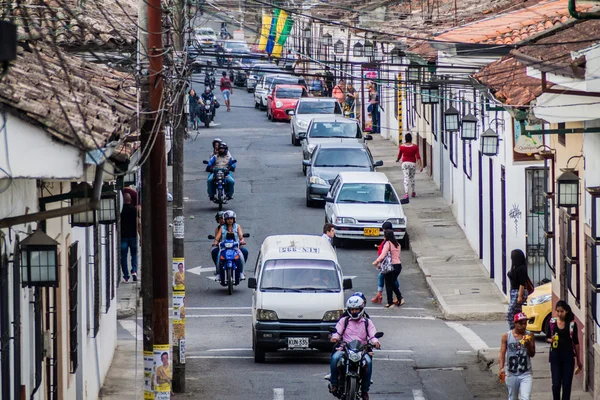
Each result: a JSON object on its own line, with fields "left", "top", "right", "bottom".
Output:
{"left": 223, "top": 210, "right": 236, "bottom": 221}
{"left": 346, "top": 294, "right": 365, "bottom": 320}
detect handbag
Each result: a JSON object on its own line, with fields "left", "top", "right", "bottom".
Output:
{"left": 526, "top": 277, "right": 535, "bottom": 296}
{"left": 214, "top": 100, "right": 221, "bottom": 109}
{"left": 379, "top": 251, "right": 394, "bottom": 274}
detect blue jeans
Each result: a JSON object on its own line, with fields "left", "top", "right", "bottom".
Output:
{"left": 207, "top": 173, "right": 234, "bottom": 197}
{"left": 377, "top": 272, "right": 398, "bottom": 292}
{"left": 212, "top": 246, "right": 248, "bottom": 273}
{"left": 550, "top": 352, "right": 575, "bottom": 400}
{"left": 120, "top": 237, "right": 138, "bottom": 280}
{"left": 330, "top": 351, "right": 372, "bottom": 393}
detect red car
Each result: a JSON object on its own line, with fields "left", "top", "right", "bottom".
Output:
{"left": 267, "top": 84, "right": 309, "bottom": 122}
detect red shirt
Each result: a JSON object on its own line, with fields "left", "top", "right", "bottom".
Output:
{"left": 220, "top": 77, "right": 232, "bottom": 91}
{"left": 397, "top": 144, "right": 421, "bottom": 163}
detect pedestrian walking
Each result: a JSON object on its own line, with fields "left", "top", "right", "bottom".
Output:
{"left": 547, "top": 300, "right": 582, "bottom": 400}
{"left": 322, "top": 223, "right": 335, "bottom": 244}
{"left": 120, "top": 193, "right": 139, "bottom": 282}
{"left": 506, "top": 249, "right": 530, "bottom": 329}
{"left": 332, "top": 79, "right": 345, "bottom": 103}
{"left": 220, "top": 71, "right": 233, "bottom": 112}
{"left": 370, "top": 222, "right": 399, "bottom": 304}
{"left": 188, "top": 89, "right": 201, "bottom": 129}
{"left": 395, "top": 133, "right": 423, "bottom": 199}
{"left": 372, "top": 229, "right": 404, "bottom": 308}
{"left": 499, "top": 312, "right": 535, "bottom": 400}
{"left": 368, "top": 82, "right": 380, "bottom": 133}
{"left": 345, "top": 83, "right": 357, "bottom": 117}
{"left": 324, "top": 66, "right": 334, "bottom": 97}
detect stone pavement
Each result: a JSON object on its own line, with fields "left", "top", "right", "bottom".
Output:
{"left": 479, "top": 346, "right": 592, "bottom": 400}
{"left": 368, "top": 134, "right": 508, "bottom": 320}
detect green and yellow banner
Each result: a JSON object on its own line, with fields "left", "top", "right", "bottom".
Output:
{"left": 271, "top": 10, "right": 289, "bottom": 58}
{"left": 258, "top": 12, "right": 271, "bottom": 51}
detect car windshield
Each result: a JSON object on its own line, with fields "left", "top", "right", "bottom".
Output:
{"left": 197, "top": 29, "right": 214, "bottom": 35}
{"left": 260, "top": 259, "right": 340, "bottom": 291}
{"left": 273, "top": 78, "right": 301, "bottom": 87}
{"left": 226, "top": 42, "right": 248, "bottom": 50}
{"left": 337, "top": 183, "right": 399, "bottom": 204}
{"left": 314, "top": 148, "right": 371, "bottom": 168}
{"left": 297, "top": 102, "right": 338, "bottom": 114}
{"left": 276, "top": 88, "right": 303, "bottom": 98}
{"left": 309, "top": 122, "right": 361, "bottom": 139}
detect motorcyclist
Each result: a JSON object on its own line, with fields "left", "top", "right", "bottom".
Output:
{"left": 212, "top": 138, "right": 223, "bottom": 156}
{"left": 204, "top": 61, "right": 216, "bottom": 89}
{"left": 200, "top": 87, "right": 216, "bottom": 123}
{"left": 329, "top": 294, "right": 380, "bottom": 400}
{"left": 206, "top": 142, "right": 236, "bottom": 201}
{"left": 211, "top": 210, "right": 249, "bottom": 278}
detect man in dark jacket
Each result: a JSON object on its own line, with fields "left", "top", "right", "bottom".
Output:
{"left": 120, "top": 193, "right": 139, "bottom": 282}
{"left": 324, "top": 66, "right": 334, "bottom": 97}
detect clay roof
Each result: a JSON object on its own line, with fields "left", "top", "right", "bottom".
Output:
{"left": 9, "top": 0, "right": 137, "bottom": 49}
{"left": 0, "top": 42, "right": 137, "bottom": 151}
{"left": 435, "top": 0, "right": 594, "bottom": 45}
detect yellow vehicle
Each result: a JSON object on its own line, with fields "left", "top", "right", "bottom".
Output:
{"left": 522, "top": 282, "right": 552, "bottom": 334}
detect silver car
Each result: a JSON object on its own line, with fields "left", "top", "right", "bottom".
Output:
{"left": 246, "top": 63, "right": 280, "bottom": 93}
{"left": 300, "top": 116, "right": 372, "bottom": 175}
{"left": 290, "top": 98, "right": 342, "bottom": 146}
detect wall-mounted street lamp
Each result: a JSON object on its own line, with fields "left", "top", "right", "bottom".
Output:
{"left": 460, "top": 113, "right": 478, "bottom": 140}
{"left": 334, "top": 39, "right": 344, "bottom": 55}
{"left": 556, "top": 168, "right": 580, "bottom": 208}
{"left": 71, "top": 182, "right": 95, "bottom": 227}
{"left": 421, "top": 84, "right": 439, "bottom": 104}
{"left": 444, "top": 105, "right": 460, "bottom": 132}
{"left": 353, "top": 42, "right": 363, "bottom": 57}
{"left": 303, "top": 26, "right": 312, "bottom": 39}
{"left": 363, "top": 40, "right": 374, "bottom": 58}
{"left": 407, "top": 63, "right": 421, "bottom": 83}
{"left": 322, "top": 32, "right": 333, "bottom": 47}
{"left": 480, "top": 128, "right": 500, "bottom": 156}
{"left": 391, "top": 46, "right": 404, "bottom": 64}
{"left": 98, "top": 189, "right": 118, "bottom": 225}
{"left": 20, "top": 230, "right": 59, "bottom": 287}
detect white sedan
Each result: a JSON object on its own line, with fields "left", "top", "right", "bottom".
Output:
{"left": 324, "top": 172, "right": 409, "bottom": 248}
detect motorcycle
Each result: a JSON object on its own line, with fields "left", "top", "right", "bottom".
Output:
{"left": 202, "top": 162, "right": 235, "bottom": 210}
{"left": 207, "top": 233, "right": 250, "bottom": 294}
{"left": 200, "top": 97, "right": 216, "bottom": 128}
{"left": 205, "top": 70, "right": 216, "bottom": 90}
{"left": 327, "top": 327, "right": 384, "bottom": 400}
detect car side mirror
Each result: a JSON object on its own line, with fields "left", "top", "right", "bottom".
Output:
{"left": 325, "top": 196, "right": 334, "bottom": 203}
{"left": 298, "top": 132, "right": 307, "bottom": 140}
{"left": 374, "top": 332, "right": 384, "bottom": 339}
{"left": 302, "top": 160, "right": 311, "bottom": 166}
{"left": 208, "top": 235, "right": 215, "bottom": 239}
{"left": 248, "top": 277, "right": 257, "bottom": 289}
{"left": 328, "top": 326, "right": 337, "bottom": 334}
{"left": 203, "top": 160, "right": 209, "bottom": 164}
{"left": 231, "top": 159, "right": 237, "bottom": 163}
{"left": 343, "top": 278, "right": 353, "bottom": 290}
{"left": 374, "top": 160, "right": 384, "bottom": 167}
{"left": 289, "top": 110, "right": 295, "bottom": 115}
{"left": 365, "top": 135, "right": 373, "bottom": 141}
{"left": 243, "top": 233, "right": 250, "bottom": 238}
{"left": 400, "top": 198, "right": 410, "bottom": 205}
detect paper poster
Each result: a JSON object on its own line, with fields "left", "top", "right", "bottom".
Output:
{"left": 173, "top": 216, "right": 184, "bottom": 239}
{"left": 173, "top": 291, "right": 186, "bottom": 343}
{"left": 172, "top": 258, "right": 185, "bottom": 291}
{"left": 143, "top": 351, "right": 154, "bottom": 399}
{"left": 153, "top": 345, "right": 171, "bottom": 399}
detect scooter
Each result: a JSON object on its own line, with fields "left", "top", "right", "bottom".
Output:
{"left": 327, "top": 327, "right": 384, "bottom": 400}
{"left": 202, "top": 162, "right": 235, "bottom": 210}
{"left": 200, "top": 97, "right": 216, "bottom": 128}
{"left": 207, "top": 233, "right": 250, "bottom": 294}
{"left": 205, "top": 70, "right": 216, "bottom": 90}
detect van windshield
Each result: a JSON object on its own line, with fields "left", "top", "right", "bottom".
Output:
{"left": 260, "top": 259, "right": 340, "bottom": 291}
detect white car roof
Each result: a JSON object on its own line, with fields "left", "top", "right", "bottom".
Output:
{"left": 298, "top": 97, "right": 338, "bottom": 103}
{"left": 260, "top": 235, "right": 338, "bottom": 262}
{"left": 337, "top": 171, "right": 390, "bottom": 184}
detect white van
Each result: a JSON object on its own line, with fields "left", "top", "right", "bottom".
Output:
{"left": 248, "top": 235, "right": 352, "bottom": 363}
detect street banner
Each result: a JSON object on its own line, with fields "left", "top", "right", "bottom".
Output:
{"left": 266, "top": 9, "right": 280, "bottom": 55}
{"left": 271, "top": 10, "right": 289, "bottom": 58}
{"left": 277, "top": 16, "right": 294, "bottom": 46}
{"left": 258, "top": 13, "right": 271, "bottom": 51}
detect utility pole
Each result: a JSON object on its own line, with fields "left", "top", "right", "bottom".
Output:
{"left": 171, "top": 0, "right": 186, "bottom": 391}
{"left": 148, "top": 0, "right": 171, "bottom": 397}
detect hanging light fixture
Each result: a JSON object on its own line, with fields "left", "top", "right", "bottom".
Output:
{"left": 391, "top": 46, "right": 404, "bottom": 64}
{"left": 364, "top": 40, "right": 374, "bottom": 58}
{"left": 71, "top": 182, "right": 96, "bottom": 227}
{"left": 334, "top": 39, "right": 344, "bottom": 55}
{"left": 303, "top": 26, "right": 312, "bottom": 38}
{"left": 460, "top": 113, "right": 478, "bottom": 140}
{"left": 353, "top": 42, "right": 363, "bottom": 57}
{"left": 20, "top": 230, "right": 59, "bottom": 288}
{"left": 98, "top": 189, "right": 118, "bottom": 224}
{"left": 322, "top": 32, "right": 333, "bottom": 47}
{"left": 480, "top": 128, "right": 500, "bottom": 156}
{"left": 444, "top": 105, "right": 460, "bottom": 132}
{"left": 556, "top": 169, "right": 580, "bottom": 208}
{"left": 407, "top": 63, "right": 421, "bottom": 83}
{"left": 421, "top": 84, "right": 439, "bottom": 104}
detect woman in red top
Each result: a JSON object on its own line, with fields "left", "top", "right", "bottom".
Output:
{"left": 395, "top": 133, "right": 423, "bottom": 199}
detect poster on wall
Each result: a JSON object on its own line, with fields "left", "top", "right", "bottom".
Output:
{"left": 360, "top": 65, "right": 380, "bottom": 133}
{"left": 513, "top": 120, "right": 544, "bottom": 161}
{"left": 153, "top": 345, "right": 171, "bottom": 399}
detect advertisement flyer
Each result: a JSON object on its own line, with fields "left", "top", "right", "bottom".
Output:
{"left": 172, "top": 258, "right": 185, "bottom": 291}
{"left": 153, "top": 345, "right": 171, "bottom": 399}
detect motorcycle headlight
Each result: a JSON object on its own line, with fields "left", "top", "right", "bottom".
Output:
{"left": 309, "top": 176, "right": 328, "bottom": 186}
{"left": 386, "top": 218, "right": 406, "bottom": 225}
{"left": 256, "top": 309, "right": 279, "bottom": 321}
{"left": 297, "top": 119, "right": 309, "bottom": 128}
{"left": 224, "top": 242, "right": 234, "bottom": 248}
{"left": 527, "top": 293, "right": 552, "bottom": 306}
{"left": 322, "top": 310, "right": 344, "bottom": 321}
{"left": 335, "top": 217, "right": 356, "bottom": 224}
{"left": 275, "top": 101, "right": 283, "bottom": 109}
{"left": 348, "top": 351, "right": 361, "bottom": 363}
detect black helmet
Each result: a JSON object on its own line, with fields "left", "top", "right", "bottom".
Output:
{"left": 205, "top": 86, "right": 211, "bottom": 93}
{"left": 207, "top": 60, "right": 212, "bottom": 65}
{"left": 218, "top": 142, "right": 228, "bottom": 151}
{"left": 215, "top": 211, "right": 225, "bottom": 223}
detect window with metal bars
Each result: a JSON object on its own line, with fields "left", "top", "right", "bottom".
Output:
{"left": 68, "top": 242, "right": 79, "bottom": 373}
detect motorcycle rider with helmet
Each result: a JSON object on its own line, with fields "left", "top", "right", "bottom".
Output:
{"left": 211, "top": 210, "right": 248, "bottom": 278}
{"left": 206, "top": 142, "right": 236, "bottom": 201}
{"left": 204, "top": 60, "right": 216, "bottom": 89}
{"left": 212, "top": 138, "right": 224, "bottom": 156}
{"left": 329, "top": 294, "right": 380, "bottom": 400}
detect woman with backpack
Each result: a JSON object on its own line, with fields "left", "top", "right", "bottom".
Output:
{"left": 372, "top": 229, "right": 403, "bottom": 308}
{"left": 506, "top": 249, "right": 530, "bottom": 329}
{"left": 547, "top": 300, "right": 582, "bottom": 400}
{"left": 370, "top": 222, "right": 399, "bottom": 304}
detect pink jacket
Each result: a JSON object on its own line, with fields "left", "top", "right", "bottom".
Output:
{"left": 375, "top": 241, "right": 401, "bottom": 264}
{"left": 331, "top": 317, "right": 379, "bottom": 345}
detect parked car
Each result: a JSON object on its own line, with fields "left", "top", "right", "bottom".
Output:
{"left": 324, "top": 172, "right": 408, "bottom": 248}
{"left": 290, "top": 98, "right": 343, "bottom": 146}
{"left": 266, "top": 84, "right": 308, "bottom": 121}
{"left": 254, "top": 74, "right": 307, "bottom": 110}
{"left": 522, "top": 282, "right": 552, "bottom": 334}
{"left": 246, "top": 63, "right": 280, "bottom": 92}
{"left": 300, "top": 116, "right": 372, "bottom": 174}
{"left": 195, "top": 27, "right": 217, "bottom": 47}
{"left": 223, "top": 39, "right": 250, "bottom": 54}
{"left": 304, "top": 142, "right": 383, "bottom": 207}
{"left": 232, "top": 53, "right": 266, "bottom": 86}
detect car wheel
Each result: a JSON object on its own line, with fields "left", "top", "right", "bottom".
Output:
{"left": 254, "top": 100, "right": 259, "bottom": 109}
{"left": 400, "top": 233, "right": 410, "bottom": 250}
{"left": 271, "top": 113, "right": 277, "bottom": 123}
{"left": 306, "top": 190, "right": 316, "bottom": 208}
{"left": 293, "top": 135, "right": 300, "bottom": 146}
{"left": 302, "top": 163, "right": 307, "bottom": 176}
{"left": 253, "top": 332, "right": 266, "bottom": 363}
{"left": 267, "top": 110, "right": 272, "bottom": 120}
{"left": 260, "top": 100, "right": 266, "bottom": 111}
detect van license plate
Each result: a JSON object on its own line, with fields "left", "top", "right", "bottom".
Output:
{"left": 364, "top": 228, "right": 380, "bottom": 236}
{"left": 287, "top": 337, "right": 309, "bottom": 348}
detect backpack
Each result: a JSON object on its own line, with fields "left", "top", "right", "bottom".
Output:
{"left": 337, "top": 315, "right": 371, "bottom": 340}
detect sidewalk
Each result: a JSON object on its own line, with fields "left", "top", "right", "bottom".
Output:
{"left": 479, "top": 346, "right": 592, "bottom": 400}
{"left": 368, "top": 134, "right": 507, "bottom": 320}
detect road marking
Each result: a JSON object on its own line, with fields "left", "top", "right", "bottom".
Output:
{"left": 445, "top": 322, "right": 489, "bottom": 351}
{"left": 369, "top": 315, "right": 436, "bottom": 320}
{"left": 379, "top": 349, "right": 413, "bottom": 353}
{"left": 165, "top": 313, "right": 434, "bottom": 320}
{"left": 413, "top": 389, "right": 426, "bottom": 400}
{"left": 183, "top": 314, "right": 252, "bottom": 318}
{"left": 345, "top": 276, "right": 357, "bottom": 280}
{"left": 187, "top": 266, "right": 215, "bottom": 276}
{"left": 273, "top": 388, "right": 284, "bottom": 400}
{"left": 456, "top": 350, "right": 473, "bottom": 354}
{"left": 119, "top": 320, "right": 142, "bottom": 341}
{"left": 169, "top": 307, "right": 252, "bottom": 310}
{"left": 206, "top": 348, "right": 253, "bottom": 352}
{"left": 187, "top": 356, "right": 254, "bottom": 359}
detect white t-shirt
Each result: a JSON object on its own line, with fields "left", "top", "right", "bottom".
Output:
{"left": 321, "top": 233, "right": 332, "bottom": 243}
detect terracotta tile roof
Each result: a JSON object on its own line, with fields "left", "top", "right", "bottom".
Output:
{"left": 435, "top": 0, "right": 594, "bottom": 45}
{"left": 473, "top": 56, "right": 551, "bottom": 106}
{"left": 0, "top": 42, "right": 137, "bottom": 151}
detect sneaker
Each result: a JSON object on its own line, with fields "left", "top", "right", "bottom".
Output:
{"left": 411, "top": 192, "right": 416, "bottom": 198}
{"left": 361, "top": 393, "right": 370, "bottom": 400}
{"left": 402, "top": 194, "right": 409, "bottom": 200}
{"left": 240, "top": 272, "right": 246, "bottom": 280}
{"left": 131, "top": 272, "right": 137, "bottom": 282}
{"left": 329, "top": 384, "right": 337, "bottom": 394}
{"left": 226, "top": 195, "right": 233, "bottom": 200}
{"left": 209, "top": 196, "right": 215, "bottom": 202}
{"left": 123, "top": 277, "right": 130, "bottom": 283}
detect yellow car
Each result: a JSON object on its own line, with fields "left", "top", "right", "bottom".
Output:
{"left": 522, "top": 282, "right": 552, "bottom": 334}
